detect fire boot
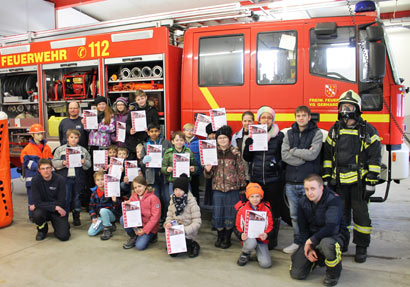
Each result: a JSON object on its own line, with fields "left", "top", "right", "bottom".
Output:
{"left": 221, "top": 228, "right": 233, "bottom": 249}
{"left": 355, "top": 246, "right": 367, "bottom": 263}
{"left": 36, "top": 222, "right": 48, "bottom": 241}
{"left": 215, "top": 229, "right": 224, "bottom": 248}
{"left": 100, "top": 226, "right": 113, "bottom": 240}
{"left": 269, "top": 218, "right": 281, "bottom": 250}
{"left": 189, "top": 241, "right": 200, "bottom": 258}
{"left": 72, "top": 210, "right": 81, "bottom": 226}
{"left": 323, "top": 262, "right": 342, "bottom": 286}
{"left": 123, "top": 233, "right": 137, "bottom": 249}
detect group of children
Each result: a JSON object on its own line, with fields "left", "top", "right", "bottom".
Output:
{"left": 21, "top": 90, "right": 281, "bottom": 265}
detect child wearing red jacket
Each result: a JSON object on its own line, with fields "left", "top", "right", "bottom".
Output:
{"left": 121, "top": 176, "right": 161, "bottom": 250}
{"left": 234, "top": 182, "right": 273, "bottom": 268}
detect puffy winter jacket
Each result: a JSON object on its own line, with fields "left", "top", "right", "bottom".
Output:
{"left": 88, "top": 118, "right": 115, "bottom": 147}
{"left": 89, "top": 186, "right": 118, "bottom": 219}
{"left": 165, "top": 192, "right": 201, "bottom": 240}
{"left": 127, "top": 191, "right": 161, "bottom": 234}
{"left": 111, "top": 112, "right": 128, "bottom": 147}
{"left": 243, "top": 130, "right": 284, "bottom": 185}
{"left": 234, "top": 200, "right": 274, "bottom": 244}
{"left": 185, "top": 136, "right": 201, "bottom": 175}
{"left": 204, "top": 145, "right": 246, "bottom": 192}
{"left": 161, "top": 146, "right": 197, "bottom": 183}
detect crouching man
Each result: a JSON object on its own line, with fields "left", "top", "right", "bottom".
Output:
{"left": 290, "top": 174, "right": 348, "bottom": 286}
{"left": 31, "top": 158, "right": 70, "bottom": 241}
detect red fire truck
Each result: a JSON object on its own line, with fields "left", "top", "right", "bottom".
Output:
{"left": 0, "top": 2, "right": 408, "bottom": 202}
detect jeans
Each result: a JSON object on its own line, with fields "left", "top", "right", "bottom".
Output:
{"left": 151, "top": 173, "right": 167, "bottom": 220}
{"left": 242, "top": 238, "right": 272, "bottom": 268}
{"left": 88, "top": 208, "right": 116, "bottom": 236}
{"left": 285, "top": 183, "right": 305, "bottom": 244}
{"left": 120, "top": 216, "right": 155, "bottom": 250}
{"left": 66, "top": 177, "right": 82, "bottom": 213}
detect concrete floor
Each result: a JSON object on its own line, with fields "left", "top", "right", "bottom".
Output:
{"left": 1, "top": 177, "right": 410, "bottom": 287}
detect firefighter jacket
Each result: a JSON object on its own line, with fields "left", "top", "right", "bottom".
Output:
{"left": 20, "top": 138, "right": 53, "bottom": 187}
{"left": 282, "top": 121, "right": 323, "bottom": 183}
{"left": 297, "top": 186, "right": 349, "bottom": 247}
{"left": 234, "top": 200, "right": 274, "bottom": 244}
{"left": 322, "top": 118, "right": 381, "bottom": 185}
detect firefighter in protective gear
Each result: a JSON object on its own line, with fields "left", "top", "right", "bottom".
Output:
{"left": 322, "top": 90, "right": 381, "bottom": 263}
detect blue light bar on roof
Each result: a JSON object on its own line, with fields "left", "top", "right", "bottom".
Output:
{"left": 355, "top": 1, "right": 376, "bottom": 13}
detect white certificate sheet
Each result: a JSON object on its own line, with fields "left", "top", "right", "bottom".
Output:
{"left": 209, "top": 108, "right": 227, "bottom": 131}
{"left": 93, "top": 150, "right": 108, "bottom": 171}
{"left": 104, "top": 174, "right": 120, "bottom": 197}
{"left": 166, "top": 225, "right": 187, "bottom": 254}
{"left": 116, "top": 121, "right": 126, "bottom": 143}
{"left": 173, "top": 153, "right": 190, "bottom": 178}
{"left": 125, "top": 160, "right": 140, "bottom": 182}
{"left": 131, "top": 110, "right": 147, "bottom": 132}
{"left": 245, "top": 210, "right": 267, "bottom": 239}
{"left": 146, "top": 144, "right": 162, "bottom": 168}
{"left": 249, "top": 124, "right": 268, "bottom": 151}
{"left": 194, "top": 114, "right": 211, "bottom": 138}
{"left": 199, "top": 140, "right": 218, "bottom": 166}
{"left": 108, "top": 157, "right": 124, "bottom": 179}
{"left": 65, "top": 146, "right": 82, "bottom": 168}
{"left": 122, "top": 201, "right": 142, "bottom": 228}
{"left": 83, "top": 109, "right": 98, "bottom": 130}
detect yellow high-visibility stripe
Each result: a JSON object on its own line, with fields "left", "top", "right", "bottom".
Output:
{"left": 369, "top": 165, "right": 381, "bottom": 173}
{"left": 325, "top": 242, "right": 342, "bottom": 267}
{"left": 353, "top": 223, "right": 372, "bottom": 234}
{"left": 339, "top": 129, "right": 359, "bottom": 135}
{"left": 37, "top": 222, "right": 46, "bottom": 229}
{"left": 199, "top": 88, "right": 391, "bottom": 123}
{"left": 326, "top": 137, "right": 335, "bottom": 147}
{"left": 323, "top": 160, "right": 332, "bottom": 168}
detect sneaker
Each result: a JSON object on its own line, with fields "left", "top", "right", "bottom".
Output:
{"left": 123, "top": 236, "right": 137, "bottom": 249}
{"left": 100, "top": 227, "right": 113, "bottom": 240}
{"left": 237, "top": 252, "right": 250, "bottom": 266}
{"left": 283, "top": 243, "right": 299, "bottom": 254}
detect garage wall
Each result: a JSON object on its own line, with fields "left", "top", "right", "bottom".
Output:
{"left": 386, "top": 27, "right": 410, "bottom": 134}
{"left": 0, "top": 0, "right": 55, "bottom": 37}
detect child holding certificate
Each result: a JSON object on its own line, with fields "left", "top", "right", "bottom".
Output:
{"left": 52, "top": 129, "right": 91, "bottom": 226}
{"left": 85, "top": 96, "right": 115, "bottom": 151}
{"left": 121, "top": 176, "right": 161, "bottom": 250}
{"left": 88, "top": 171, "right": 118, "bottom": 240}
{"left": 161, "top": 131, "right": 197, "bottom": 208}
{"left": 126, "top": 90, "right": 159, "bottom": 160}
{"left": 204, "top": 125, "right": 247, "bottom": 249}
{"left": 234, "top": 182, "right": 273, "bottom": 268}
{"left": 111, "top": 97, "right": 128, "bottom": 148}
{"left": 141, "top": 123, "right": 172, "bottom": 224}
{"left": 183, "top": 123, "right": 201, "bottom": 204}
{"left": 164, "top": 175, "right": 201, "bottom": 258}
{"left": 243, "top": 106, "right": 284, "bottom": 250}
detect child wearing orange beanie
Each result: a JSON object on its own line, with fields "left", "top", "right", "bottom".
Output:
{"left": 234, "top": 182, "right": 274, "bottom": 268}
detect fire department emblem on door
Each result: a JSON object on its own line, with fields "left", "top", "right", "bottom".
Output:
{"left": 325, "top": 84, "right": 337, "bottom": 97}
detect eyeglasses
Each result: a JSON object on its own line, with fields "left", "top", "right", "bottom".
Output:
{"left": 183, "top": 129, "right": 194, "bottom": 132}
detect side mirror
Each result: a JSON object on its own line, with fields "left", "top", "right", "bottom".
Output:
{"left": 368, "top": 42, "right": 385, "bottom": 81}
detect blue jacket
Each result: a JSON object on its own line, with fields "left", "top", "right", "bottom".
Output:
{"left": 297, "top": 186, "right": 348, "bottom": 247}
{"left": 185, "top": 136, "right": 201, "bottom": 175}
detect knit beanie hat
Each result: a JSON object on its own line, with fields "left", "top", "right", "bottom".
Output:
{"left": 256, "top": 106, "right": 275, "bottom": 122}
{"left": 173, "top": 174, "right": 189, "bottom": 193}
{"left": 245, "top": 182, "right": 264, "bottom": 199}
{"left": 95, "top": 96, "right": 108, "bottom": 106}
{"left": 114, "top": 96, "right": 128, "bottom": 106}
{"left": 215, "top": 125, "right": 232, "bottom": 141}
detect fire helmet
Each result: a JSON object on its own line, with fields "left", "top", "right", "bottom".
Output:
{"left": 28, "top": 123, "right": 45, "bottom": 133}
{"left": 338, "top": 90, "right": 362, "bottom": 121}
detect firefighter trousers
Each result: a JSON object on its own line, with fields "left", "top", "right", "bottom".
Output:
{"left": 335, "top": 183, "right": 371, "bottom": 247}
